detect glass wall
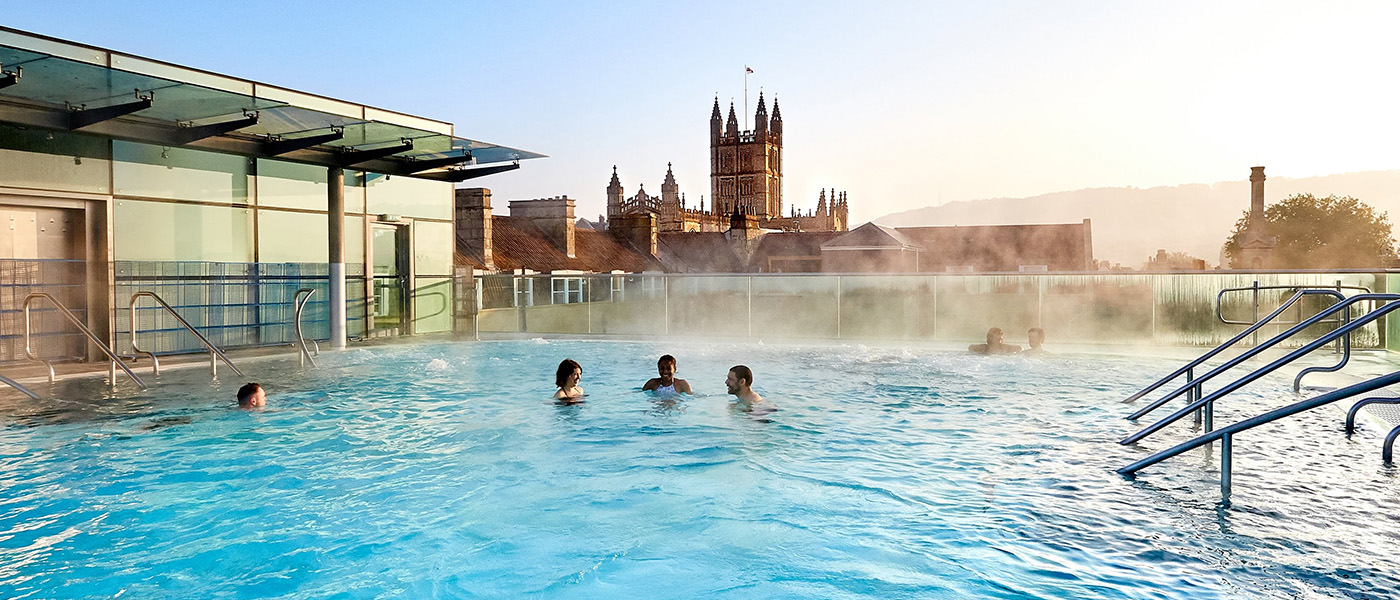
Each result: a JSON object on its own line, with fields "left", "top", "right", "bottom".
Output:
{"left": 256, "top": 160, "right": 366, "bottom": 214}
{"left": 365, "top": 173, "right": 451, "bottom": 220}
{"left": 113, "top": 141, "right": 250, "bottom": 204}
{"left": 0, "top": 126, "right": 110, "bottom": 194}
{"left": 113, "top": 200, "right": 253, "bottom": 262}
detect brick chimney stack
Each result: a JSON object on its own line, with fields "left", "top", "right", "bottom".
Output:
{"left": 455, "top": 187, "right": 493, "bottom": 269}
{"left": 509, "top": 196, "right": 576, "bottom": 258}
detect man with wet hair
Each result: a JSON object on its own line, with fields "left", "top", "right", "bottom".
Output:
{"left": 237, "top": 382, "right": 266, "bottom": 408}
{"left": 969, "top": 327, "right": 1021, "bottom": 355}
{"left": 643, "top": 354, "right": 693, "bottom": 395}
{"left": 724, "top": 365, "right": 765, "bottom": 409}
{"left": 1023, "top": 328, "right": 1047, "bottom": 355}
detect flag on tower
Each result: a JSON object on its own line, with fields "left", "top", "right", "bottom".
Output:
{"left": 745, "top": 66, "right": 754, "bottom": 74}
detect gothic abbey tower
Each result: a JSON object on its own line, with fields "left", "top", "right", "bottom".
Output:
{"left": 710, "top": 93, "right": 783, "bottom": 219}
{"left": 606, "top": 94, "right": 848, "bottom": 233}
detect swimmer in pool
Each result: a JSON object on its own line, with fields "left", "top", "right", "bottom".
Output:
{"left": 642, "top": 354, "right": 693, "bottom": 396}
{"left": 1022, "top": 327, "right": 1047, "bottom": 356}
{"left": 237, "top": 382, "right": 266, "bottom": 408}
{"left": 554, "top": 359, "right": 584, "bottom": 402}
{"left": 968, "top": 327, "right": 1021, "bottom": 355}
{"left": 725, "top": 365, "right": 770, "bottom": 412}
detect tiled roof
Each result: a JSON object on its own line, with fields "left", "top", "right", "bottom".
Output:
{"left": 822, "top": 222, "right": 923, "bottom": 250}
{"left": 455, "top": 216, "right": 663, "bottom": 273}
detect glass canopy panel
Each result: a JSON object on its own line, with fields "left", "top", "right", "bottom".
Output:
{"left": 452, "top": 138, "right": 547, "bottom": 164}
{"left": 238, "top": 105, "right": 362, "bottom": 138}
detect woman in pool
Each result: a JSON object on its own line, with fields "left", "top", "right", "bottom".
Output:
{"left": 554, "top": 359, "right": 584, "bottom": 401}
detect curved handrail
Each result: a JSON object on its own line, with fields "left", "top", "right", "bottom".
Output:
{"left": 1214, "top": 283, "right": 1369, "bottom": 325}
{"left": 1344, "top": 397, "right": 1400, "bottom": 435}
{"left": 1122, "top": 293, "right": 1400, "bottom": 445}
{"left": 1118, "top": 369, "right": 1400, "bottom": 475}
{"left": 1123, "top": 288, "right": 1346, "bottom": 409}
{"left": 0, "top": 372, "right": 40, "bottom": 399}
{"left": 1385, "top": 426, "right": 1400, "bottom": 463}
{"left": 129, "top": 292, "right": 244, "bottom": 379}
{"left": 294, "top": 288, "right": 318, "bottom": 368}
{"left": 23, "top": 292, "right": 145, "bottom": 388}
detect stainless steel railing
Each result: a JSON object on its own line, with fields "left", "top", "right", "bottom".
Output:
{"left": 128, "top": 292, "right": 244, "bottom": 380}
{"left": 294, "top": 288, "right": 318, "bottom": 368}
{"left": 23, "top": 292, "right": 145, "bottom": 388}
{"left": 0, "top": 372, "right": 40, "bottom": 399}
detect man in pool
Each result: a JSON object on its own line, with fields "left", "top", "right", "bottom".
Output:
{"left": 725, "top": 365, "right": 770, "bottom": 412}
{"left": 642, "top": 354, "right": 693, "bottom": 395}
{"left": 968, "top": 327, "right": 1021, "bottom": 355}
{"left": 554, "top": 358, "right": 584, "bottom": 402}
{"left": 1022, "top": 327, "right": 1047, "bottom": 355}
{"left": 237, "top": 382, "right": 266, "bottom": 408}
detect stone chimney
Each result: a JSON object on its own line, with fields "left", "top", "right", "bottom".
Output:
{"left": 509, "top": 196, "right": 576, "bottom": 258}
{"left": 455, "top": 187, "right": 493, "bottom": 269}
{"left": 610, "top": 213, "right": 658, "bottom": 257}
{"left": 1250, "top": 166, "right": 1267, "bottom": 222}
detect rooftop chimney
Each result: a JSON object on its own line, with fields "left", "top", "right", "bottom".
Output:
{"left": 509, "top": 196, "right": 576, "bottom": 258}
{"left": 610, "top": 213, "right": 658, "bottom": 257}
{"left": 455, "top": 187, "right": 493, "bottom": 269}
{"left": 1249, "top": 166, "right": 1266, "bottom": 221}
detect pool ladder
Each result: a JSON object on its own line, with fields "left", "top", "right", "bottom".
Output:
{"left": 128, "top": 291, "right": 244, "bottom": 380}
{"left": 19, "top": 292, "right": 147, "bottom": 391}
{"left": 1118, "top": 288, "right": 1400, "bottom": 504}
{"left": 294, "top": 288, "right": 318, "bottom": 368}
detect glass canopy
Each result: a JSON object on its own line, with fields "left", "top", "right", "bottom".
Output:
{"left": 0, "top": 28, "right": 544, "bottom": 177}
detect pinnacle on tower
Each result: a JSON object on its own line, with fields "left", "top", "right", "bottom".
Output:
{"left": 711, "top": 96, "right": 722, "bottom": 120}
{"left": 725, "top": 101, "right": 739, "bottom": 136}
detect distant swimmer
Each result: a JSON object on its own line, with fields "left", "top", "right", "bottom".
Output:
{"left": 554, "top": 359, "right": 585, "bottom": 402}
{"left": 1022, "top": 327, "right": 1048, "bottom": 356}
{"left": 642, "top": 354, "right": 693, "bottom": 396}
{"left": 725, "top": 365, "right": 772, "bottom": 412}
{"left": 969, "top": 327, "right": 1021, "bottom": 355}
{"left": 237, "top": 382, "right": 266, "bottom": 408}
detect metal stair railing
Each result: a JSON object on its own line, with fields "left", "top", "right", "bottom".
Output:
{"left": 1123, "top": 288, "right": 1350, "bottom": 419}
{"left": 1122, "top": 293, "right": 1397, "bottom": 445}
{"left": 1344, "top": 397, "right": 1400, "bottom": 463}
{"left": 1217, "top": 284, "right": 1370, "bottom": 391}
{"left": 293, "top": 288, "right": 318, "bottom": 368}
{"left": 23, "top": 292, "right": 145, "bottom": 388}
{"left": 129, "top": 292, "right": 244, "bottom": 380}
{"left": 1117, "top": 295, "right": 1400, "bottom": 502}
{"left": 0, "top": 371, "right": 41, "bottom": 399}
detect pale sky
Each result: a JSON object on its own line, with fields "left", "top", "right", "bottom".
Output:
{"left": 4, "top": 1, "right": 1399, "bottom": 224}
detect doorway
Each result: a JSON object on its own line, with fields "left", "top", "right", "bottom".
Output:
{"left": 0, "top": 202, "right": 87, "bottom": 361}
{"left": 370, "top": 222, "right": 409, "bottom": 336}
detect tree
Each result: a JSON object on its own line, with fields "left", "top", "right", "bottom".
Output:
{"left": 1224, "top": 194, "right": 1397, "bottom": 268}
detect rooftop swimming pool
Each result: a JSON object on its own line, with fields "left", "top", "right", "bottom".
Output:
{"left": 1, "top": 340, "right": 1397, "bottom": 599}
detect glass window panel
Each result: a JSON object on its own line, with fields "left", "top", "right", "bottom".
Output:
{"left": 114, "top": 141, "right": 249, "bottom": 204}
{"left": 345, "top": 215, "right": 366, "bottom": 266}
{"left": 113, "top": 200, "right": 252, "bottom": 261}
{"left": 256, "top": 160, "right": 367, "bottom": 213}
{"left": 0, "top": 126, "right": 110, "bottom": 194}
{"left": 258, "top": 210, "right": 327, "bottom": 263}
{"left": 365, "top": 173, "right": 451, "bottom": 220}
{"left": 414, "top": 220, "right": 452, "bottom": 277}
{"left": 412, "top": 277, "right": 453, "bottom": 333}
{"left": 372, "top": 225, "right": 399, "bottom": 276}
{"left": 345, "top": 170, "right": 367, "bottom": 214}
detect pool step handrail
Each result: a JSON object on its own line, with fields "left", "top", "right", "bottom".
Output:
{"left": 1122, "top": 293, "right": 1400, "bottom": 446}
{"left": 0, "top": 371, "right": 41, "bottom": 399}
{"left": 1343, "top": 397, "right": 1400, "bottom": 463}
{"left": 293, "top": 288, "right": 318, "bottom": 368}
{"left": 129, "top": 292, "right": 244, "bottom": 380}
{"left": 1126, "top": 290, "right": 1374, "bottom": 423}
{"left": 1117, "top": 369, "right": 1400, "bottom": 502}
{"left": 1122, "top": 288, "right": 1348, "bottom": 409}
{"left": 23, "top": 292, "right": 146, "bottom": 388}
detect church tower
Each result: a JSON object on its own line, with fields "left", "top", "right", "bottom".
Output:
{"left": 710, "top": 92, "right": 782, "bottom": 221}
{"left": 606, "top": 165, "right": 624, "bottom": 226}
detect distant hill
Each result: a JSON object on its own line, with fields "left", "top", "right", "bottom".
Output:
{"left": 873, "top": 171, "right": 1400, "bottom": 268}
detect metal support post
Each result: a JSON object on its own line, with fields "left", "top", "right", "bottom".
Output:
{"left": 1220, "top": 433, "right": 1233, "bottom": 504}
{"left": 327, "top": 167, "right": 347, "bottom": 349}
{"left": 1251, "top": 280, "right": 1260, "bottom": 347}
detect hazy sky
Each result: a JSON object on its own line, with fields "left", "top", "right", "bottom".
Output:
{"left": 4, "top": 1, "right": 1398, "bottom": 224}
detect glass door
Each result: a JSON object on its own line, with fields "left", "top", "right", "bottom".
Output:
{"left": 371, "top": 223, "right": 408, "bottom": 335}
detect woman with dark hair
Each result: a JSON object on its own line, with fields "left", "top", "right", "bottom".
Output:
{"left": 554, "top": 359, "right": 584, "bottom": 401}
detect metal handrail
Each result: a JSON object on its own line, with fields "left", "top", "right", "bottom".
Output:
{"left": 1215, "top": 283, "right": 1370, "bottom": 326}
{"left": 1123, "top": 288, "right": 1349, "bottom": 412}
{"left": 1118, "top": 369, "right": 1400, "bottom": 499}
{"left": 0, "top": 372, "right": 40, "bottom": 399}
{"left": 294, "top": 288, "right": 318, "bottom": 368}
{"left": 129, "top": 292, "right": 244, "bottom": 380}
{"left": 1122, "top": 293, "right": 1400, "bottom": 446}
{"left": 23, "top": 292, "right": 145, "bottom": 388}
{"left": 1344, "top": 397, "right": 1400, "bottom": 434}
{"left": 1385, "top": 427, "right": 1400, "bottom": 463}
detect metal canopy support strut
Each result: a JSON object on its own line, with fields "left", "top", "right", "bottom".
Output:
{"left": 399, "top": 152, "right": 473, "bottom": 174}
{"left": 328, "top": 167, "right": 347, "bottom": 349}
{"left": 263, "top": 129, "right": 344, "bottom": 156}
{"left": 0, "top": 65, "right": 20, "bottom": 89}
{"left": 337, "top": 140, "right": 413, "bottom": 166}
{"left": 69, "top": 91, "right": 153, "bottom": 130}
{"left": 174, "top": 113, "right": 259, "bottom": 144}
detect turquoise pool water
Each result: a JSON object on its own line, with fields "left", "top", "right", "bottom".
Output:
{"left": 1, "top": 340, "right": 1397, "bottom": 599}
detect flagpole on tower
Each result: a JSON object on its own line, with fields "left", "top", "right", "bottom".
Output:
{"left": 743, "top": 65, "right": 753, "bottom": 131}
